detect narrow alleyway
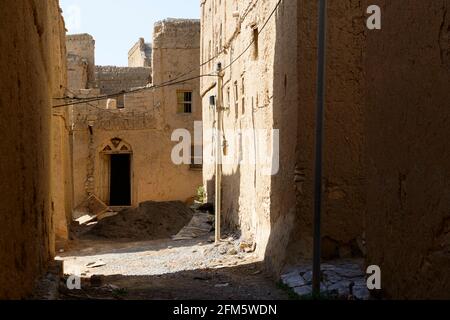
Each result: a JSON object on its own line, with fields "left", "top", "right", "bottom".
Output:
{"left": 55, "top": 236, "right": 288, "bottom": 300}
{"left": 2, "top": 0, "right": 449, "bottom": 302}
{"left": 30, "top": 202, "right": 369, "bottom": 301}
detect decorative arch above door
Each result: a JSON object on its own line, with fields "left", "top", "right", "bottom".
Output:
{"left": 101, "top": 137, "right": 132, "bottom": 154}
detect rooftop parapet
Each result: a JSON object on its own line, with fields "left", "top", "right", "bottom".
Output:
{"left": 153, "top": 18, "right": 200, "bottom": 49}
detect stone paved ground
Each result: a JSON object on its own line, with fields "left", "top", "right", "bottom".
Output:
{"left": 281, "top": 260, "right": 371, "bottom": 300}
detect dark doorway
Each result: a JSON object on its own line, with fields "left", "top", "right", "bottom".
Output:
{"left": 109, "top": 154, "right": 131, "bottom": 206}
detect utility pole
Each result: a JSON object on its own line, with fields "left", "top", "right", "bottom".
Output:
{"left": 215, "top": 62, "right": 224, "bottom": 244}
{"left": 312, "top": 0, "right": 327, "bottom": 297}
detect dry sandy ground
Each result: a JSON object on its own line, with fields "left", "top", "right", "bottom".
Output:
{"left": 56, "top": 236, "right": 289, "bottom": 300}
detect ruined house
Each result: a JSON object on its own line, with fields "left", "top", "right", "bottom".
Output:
{"left": 0, "top": 0, "right": 449, "bottom": 301}
{"left": 62, "top": 19, "right": 202, "bottom": 227}
{"left": 128, "top": 37, "right": 153, "bottom": 68}
{"left": 201, "top": 0, "right": 450, "bottom": 299}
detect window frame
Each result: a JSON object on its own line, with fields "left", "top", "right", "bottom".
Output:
{"left": 177, "top": 90, "right": 193, "bottom": 114}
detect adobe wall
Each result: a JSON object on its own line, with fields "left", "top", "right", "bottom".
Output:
{"left": 152, "top": 18, "right": 201, "bottom": 137}
{"left": 71, "top": 19, "right": 202, "bottom": 211}
{"left": 201, "top": 0, "right": 299, "bottom": 259}
{"left": 200, "top": 0, "right": 366, "bottom": 274}
{"left": 70, "top": 88, "right": 191, "bottom": 208}
{"left": 66, "top": 34, "right": 95, "bottom": 87}
{"left": 95, "top": 66, "right": 152, "bottom": 106}
{"left": 281, "top": 0, "right": 366, "bottom": 265}
{"left": 0, "top": 0, "right": 66, "bottom": 298}
{"left": 128, "top": 38, "right": 152, "bottom": 68}
{"left": 52, "top": 109, "right": 73, "bottom": 246}
{"left": 67, "top": 53, "right": 89, "bottom": 90}
{"left": 365, "top": 0, "right": 450, "bottom": 299}
{"left": 202, "top": 0, "right": 449, "bottom": 299}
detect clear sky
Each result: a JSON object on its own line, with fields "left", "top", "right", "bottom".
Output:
{"left": 60, "top": 0, "right": 200, "bottom": 66}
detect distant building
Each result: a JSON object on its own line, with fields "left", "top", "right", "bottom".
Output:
{"left": 64, "top": 19, "right": 202, "bottom": 220}
{"left": 128, "top": 37, "right": 152, "bottom": 68}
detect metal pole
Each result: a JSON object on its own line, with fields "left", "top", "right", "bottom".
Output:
{"left": 312, "top": 0, "right": 327, "bottom": 297}
{"left": 215, "top": 63, "right": 224, "bottom": 244}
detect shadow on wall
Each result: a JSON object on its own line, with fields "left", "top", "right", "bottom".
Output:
{"left": 264, "top": 0, "right": 367, "bottom": 275}
{"left": 221, "top": 165, "right": 242, "bottom": 234}
{"left": 263, "top": 0, "right": 450, "bottom": 299}
{"left": 205, "top": 165, "right": 242, "bottom": 236}
{"left": 0, "top": 0, "right": 66, "bottom": 299}
{"left": 264, "top": 0, "right": 300, "bottom": 275}
{"left": 364, "top": 0, "right": 450, "bottom": 299}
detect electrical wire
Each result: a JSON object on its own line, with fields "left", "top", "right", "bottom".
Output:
{"left": 62, "top": 86, "right": 117, "bottom": 115}
{"left": 53, "top": 73, "right": 215, "bottom": 108}
{"left": 53, "top": 0, "right": 283, "bottom": 109}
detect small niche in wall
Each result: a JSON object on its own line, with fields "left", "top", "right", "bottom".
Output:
{"left": 252, "top": 26, "right": 259, "bottom": 60}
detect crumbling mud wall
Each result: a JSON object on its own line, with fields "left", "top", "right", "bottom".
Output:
{"left": 260, "top": 0, "right": 300, "bottom": 271}
{"left": 95, "top": 66, "right": 151, "bottom": 107}
{"left": 201, "top": 0, "right": 299, "bottom": 261}
{"left": 67, "top": 34, "right": 95, "bottom": 88}
{"left": 264, "top": 1, "right": 366, "bottom": 273}
{"left": 52, "top": 109, "right": 73, "bottom": 246}
{"left": 201, "top": 0, "right": 365, "bottom": 272}
{"left": 201, "top": 0, "right": 270, "bottom": 242}
{"left": 200, "top": 0, "right": 449, "bottom": 299}
{"left": 128, "top": 38, "right": 152, "bottom": 68}
{"left": 152, "top": 18, "right": 202, "bottom": 132}
{"left": 70, "top": 19, "right": 202, "bottom": 211}
{"left": 365, "top": 0, "right": 450, "bottom": 299}
{"left": 52, "top": 6, "right": 72, "bottom": 248}
{"left": 0, "top": 0, "right": 66, "bottom": 298}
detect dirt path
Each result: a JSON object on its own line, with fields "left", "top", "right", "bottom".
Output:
{"left": 57, "top": 236, "right": 289, "bottom": 300}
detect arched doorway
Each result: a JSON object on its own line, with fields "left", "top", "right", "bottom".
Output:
{"left": 99, "top": 138, "right": 133, "bottom": 207}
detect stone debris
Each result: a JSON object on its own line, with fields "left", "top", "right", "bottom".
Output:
{"left": 73, "top": 194, "right": 109, "bottom": 220}
{"left": 214, "top": 239, "right": 248, "bottom": 257}
{"left": 281, "top": 272, "right": 306, "bottom": 287}
{"left": 96, "top": 210, "right": 119, "bottom": 221}
{"left": 239, "top": 241, "right": 256, "bottom": 253}
{"left": 172, "top": 211, "right": 213, "bottom": 241}
{"left": 280, "top": 260, "right": 370, "bottom": 300}
{"left": 171, "top": 236, "right": 194, "bottom": 241}
{"left": 101, "top": 284, "right": 120, "bottom": 291}
{"left": 294, "top": 286, "right": 312, "bottom": 296}
{"left": 218, "top": 245, "right": 228, "bottom": 255}
{"left": 30, "top": 262, "right": 63, "bottom": 300}
{"left": 86, "top": 261, "right": 107, "bottom": 269}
